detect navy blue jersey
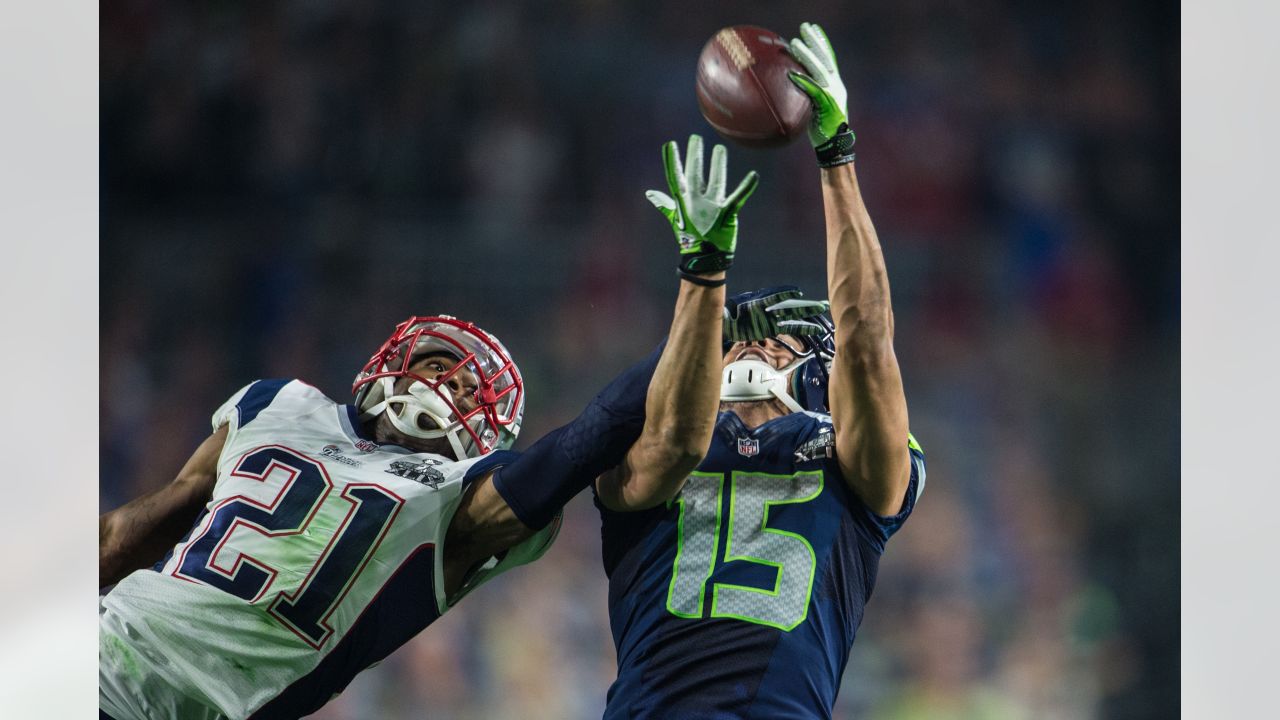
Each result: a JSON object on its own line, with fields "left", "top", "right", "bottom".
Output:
{"left": 594, "top": 410, "right": 926, "bottom": 719}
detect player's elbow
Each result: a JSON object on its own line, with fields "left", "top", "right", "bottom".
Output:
{"left": 99, "top": 511, "right": 121, "bottom": 553}
{"left": 618, "top": 439, "right": 705, "bottom": 509}
{"left": 649, "top": 429, "right": 710, "bottom": 476}
{"left": 837, "top": 306, "right": 891, "bottom": 345}
{"left": 621, "top": 467, "right": 694, "bottom": 510}
{"left": 99, "top": 513, "right": 126, "bottom": 586}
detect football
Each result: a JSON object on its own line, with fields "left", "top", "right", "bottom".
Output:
{"left": 696, "top": 25, "right": 811, "bottom": 148}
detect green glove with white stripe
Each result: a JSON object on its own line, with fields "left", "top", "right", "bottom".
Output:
{"left": 787, "top": 22, "right": 856, "bottom": 168}
{"left": 646, "top": 134, "right": 759, "bottom": 277}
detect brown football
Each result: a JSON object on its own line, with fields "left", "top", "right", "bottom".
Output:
{"left": 696, "top": 25, "right": 811, "bottom": 148}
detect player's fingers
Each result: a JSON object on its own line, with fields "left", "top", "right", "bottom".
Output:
{"left": 645, "top": 190, "right": 680, "bottom": 227}
{"left": 788, "top": 39, "right": 826, "bottom": 83}
{"left": 707, "top": 144, "right": 728, "bottom": 201}
{"left": 662, "top": 141, "right": 692, "bottom": 215}
{"left": 645, "top": 189, "right": 677, "bottom": 212}
{"left": 767, "top": 298, "right": 832, "bottom": 315}
{"left": 661, "top": 140, "right": 682, "bottom": 190}
{"left": 726, "top": 170, "right": 760, "bottom": 211}
{"left": 685, "top": 134, "right": 705, "bottom": 194}
{"left": 778, "top": 319, "right": 829, "bottom": 336}
{"left": 801, "top": 23, "right": 837, "bottom": 73}
{"left": 788, "top": 72, "right": 824, "bottom": 103}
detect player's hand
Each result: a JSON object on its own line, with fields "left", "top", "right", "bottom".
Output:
{"left": 646, "top": 134, "right": 759, "bottom": 276}
{"left": 724, "top": 286, "right": 831, "bottom": 342}
{"left": 786, "top": 22, "right": 856, "bottom": 167}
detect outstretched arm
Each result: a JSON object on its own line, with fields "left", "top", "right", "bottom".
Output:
{"left": 791, "top": 23, "right": 912, "bottom": 516}
{"left": 448, "top": 273, "right": 725, "bottom": 578}
{"left": 597, "top": 135, "right": 756, "bottom": 511}
{"left": 595, "top": 272, "right": 725, "bottom": 511}
{"left": 446, "top": 272, "right": 725, "bottom": 587}
{"left": 99, "top": 424, "right": 224, "bottom": 587}
{"left": 821, "top": 163, "right": 911, "bottom": 515}
{"left": 447, "top": 135, "right": 757, "bottom": 577}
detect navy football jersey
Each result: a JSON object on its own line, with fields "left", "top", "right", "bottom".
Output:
{"left": 594, "top": 410, "right": 926, "bottom": 719}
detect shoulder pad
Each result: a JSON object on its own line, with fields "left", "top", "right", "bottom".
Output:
{"left": 211, "top": 379, "right": 336, "bottom": 432}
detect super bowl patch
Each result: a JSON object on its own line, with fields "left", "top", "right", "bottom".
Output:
{"left": 794, "top": 428, "right": 834, "bottom": 462}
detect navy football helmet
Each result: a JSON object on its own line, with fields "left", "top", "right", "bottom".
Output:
{"left": 722, "top": 285, "right": 835, "bottom": 413}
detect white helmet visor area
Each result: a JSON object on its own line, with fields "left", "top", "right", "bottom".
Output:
{"left": 352, "top": 316, "right": 524, "bottom": 459}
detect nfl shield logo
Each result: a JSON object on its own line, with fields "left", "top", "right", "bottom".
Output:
{"left": 737, "top": 437, "right": 759, "bottom": 457}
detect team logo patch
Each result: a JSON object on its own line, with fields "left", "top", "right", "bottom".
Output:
{"left": 737, "top": 437, "right": 760, "bottom": 457}
{"left": 386, "top": 459, "right": 446, "bottom": 489}
{"left": 320, "top": 444, "right": 362, "bottom": 467}
{"left": 354, "top": 439, "right": 379, "bottom": 453}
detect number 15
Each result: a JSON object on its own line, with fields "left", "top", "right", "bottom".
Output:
{"left": 666, "top": 471, "right": 823, "bottom": 631}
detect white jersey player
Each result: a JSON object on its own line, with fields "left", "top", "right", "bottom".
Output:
{"left": 100, "top": 317, "right": 549, "bottom": 719}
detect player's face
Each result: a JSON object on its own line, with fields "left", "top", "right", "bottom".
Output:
{"left": 397, "top": 353, "right": 481, "bottom": 417}
{"left": 723, "top": 335, "right": 805, "bottom": 371}
{"left": 375, "top": 353, "right": 481, "bottom": 458}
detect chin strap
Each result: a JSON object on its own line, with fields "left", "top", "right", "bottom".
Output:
{"left": 720, "top": 359, "right": 806, "bottom": 414}
{"left": 359, "top": 377, "right": 473, "bottom": 459}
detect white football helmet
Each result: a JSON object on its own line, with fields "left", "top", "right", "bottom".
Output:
{"left": 352, "top": 316, "right": 523, "bottom": 460}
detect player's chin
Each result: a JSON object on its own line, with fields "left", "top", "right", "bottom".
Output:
{"left": 404, "top": 434, "right": 460, "bottom": 460}
{"left": 719, "top": 397, "right": 793, "bottom": 415}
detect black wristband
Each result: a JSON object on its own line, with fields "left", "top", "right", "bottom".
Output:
{"left": 678, "top": 248, "right": 734, "bottom": 275}
{"left": 815, "top": 123, "right": 856, "bottom": 168}
{"left": 677, "top": 268, "right": 727, "bottom": 287}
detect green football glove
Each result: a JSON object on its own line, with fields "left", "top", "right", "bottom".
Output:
{"left": 646, "top": 134, "right": 759, "bottom": 276}
{"left": 787, "top": 22, "right": 856, "bottom": 167}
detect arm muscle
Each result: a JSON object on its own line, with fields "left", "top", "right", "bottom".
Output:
{"left": 596, "top": 275, "right": 725, "bottom": 511}
{"left": 822, "top": 164, "right": 912, "bottom": 515}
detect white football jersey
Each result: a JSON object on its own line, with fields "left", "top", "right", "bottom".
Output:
{"left": 100, "top": 380, "right": 559, "bottom": 720}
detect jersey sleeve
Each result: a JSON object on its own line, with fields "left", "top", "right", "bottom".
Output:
{"left": 211, "top": 383, "right": 253, "bottom": 431}
{"left": 489, "top": 340, "right": 666, "bottom": 529}
{"left": 211, "top": 379, "right": 293, "bottom": 431}
{"left": 210, "top": 379, "right": 326, "bottom": 458}
{"left": 850, "top": 434, "right": 927, "bottom": 548}
{"left": 461, "top": 451, "right": 562, "bottom": 568}
{"left": 439, "top": 450, "right": 563, "bottom": 609}
{"left": 460, "top": 450, "right": 523, "bottom": 487}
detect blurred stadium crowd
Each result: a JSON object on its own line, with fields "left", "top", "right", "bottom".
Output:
{"left": 101, "top": 1, "right": 1177, "bottom": 718}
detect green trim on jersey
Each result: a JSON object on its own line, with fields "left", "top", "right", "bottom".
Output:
{"left": 665, "top": 472, "right": 725, "bottom": 619}
{"left": 710, "top": 471, "right": 823, "bottom": 631}
{"left": 908, "top": 432, "right": 924, "bottom": 455}
{"left": 664, "top": 470, "right": 825, "bottom": 631}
